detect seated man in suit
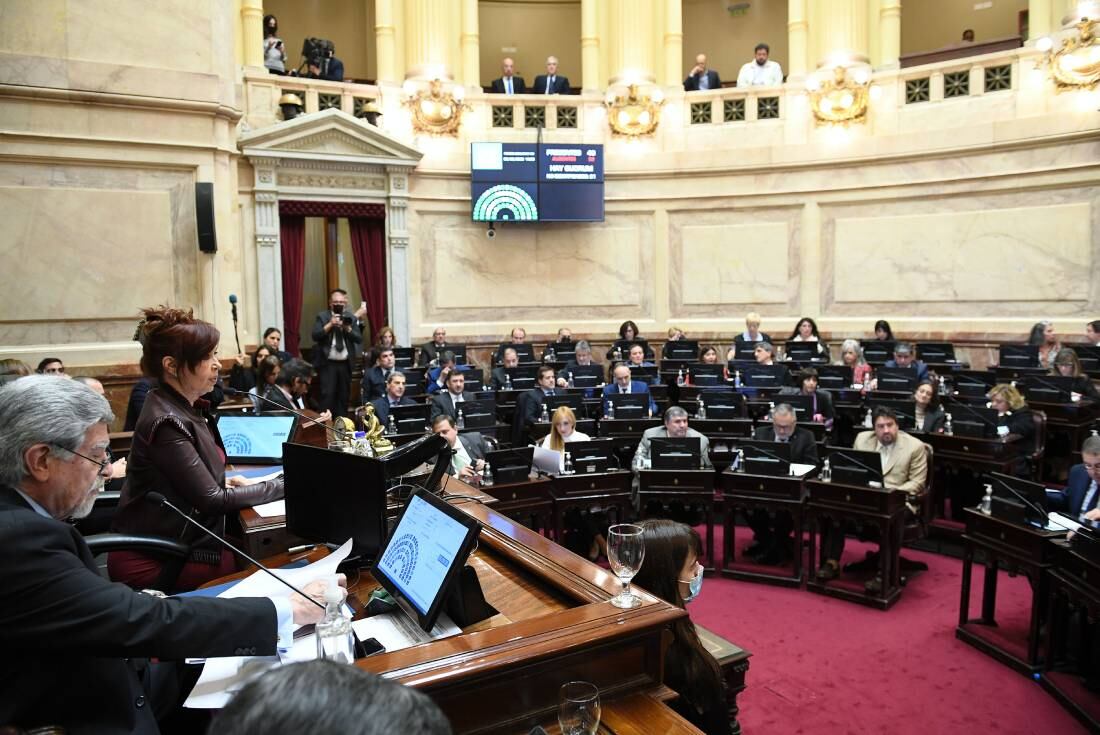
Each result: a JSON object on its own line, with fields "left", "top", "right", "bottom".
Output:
{"left": 817, "top": 405, "right": 928, "bottom": 591}
{"left": 1057, "top": 435, "right": 1100, "bottom": 523}
{"left": 427, "top": 351, "right": 472, "bottom": 395}
{"left": 419, "top": 326, "right": 449, "bottom": 367}
{"left": 882, "top": 342, "right": 930, "bottom": 382}
{"left": 494, "top": 326, "right": 528, "bottom": 365}
{"left": 533, "top": 55, "right": 571, "bottom": 94}
{"left": 262, "top": 358, "right": 333, "bottom": 423}
{"left": 430, "top": 368, "right": 475, "bottom": 422}
{"left": 746, "top": 404, "right": 819, "bottom": 564}
{"left": 431, "top": 414, "right": 489, "bottom": 484}
{"left": 633, "top": 406, "right": 714, "bottom": 470}
{"left": 491, "top": 347, "right": 519, "bottom": 390}
{"left": 370, "top": 371, "right": 415, "bottom": 426}
{"left": 513, "top": 365, "right": 563, "bottom": 446}
{"left": 0, "top": 376, "right": 339, "bottom": 733}
{"left": 684, "top": 52, "right": 721, "bottom": 91}
{"left": 602, "top": 364, "right": 657, "bottom": 417}
{"left": 491, "top": 56, "right": 526, "bottom": 94}
{"left": 557, "top": 339, "right": 599, "bottom": 387}
{"left": 361, "top": 347, "right": 397, "bottom": 402}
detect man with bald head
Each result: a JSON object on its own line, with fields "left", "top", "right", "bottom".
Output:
{"left": 684, "top": 53, "right": 721, "bottom": 91}
{"left": 491, "top": 57, "right": 526, "bottom": 94}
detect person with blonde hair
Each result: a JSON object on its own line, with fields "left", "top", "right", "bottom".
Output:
{"left": 537, "top": 405, "right": 591, "bottom": 458}
{"left": 988, "top": 382, "right": 1036, "bottom": 477}
{"left": 0, "top": 358, "right": 32, "bottom": 387}
{"left": 728, "top": 312, "right": 771, "bottom": 360}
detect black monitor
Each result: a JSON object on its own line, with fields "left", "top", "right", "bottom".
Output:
{"left": 607, "top": 392, "right": 650, "bottom": 418}
{"left": 917, "top": 342, "right": 955, "bottom": 363}
{"left": 650, "top": 436, "right": 702, "bottom": 470}
{"left": 697, "top": 388, "right": 745, "bottom": 419}
{"left": 733, "top": 343, "right": 757, "bottom": 361}
{"left": 943, "top": 401, "right": 999, "bottom": 439}
{"left": 392, "top": 347, "right": 416, "bottom": 369}
{"left": 461, "top": 368, "right": 485, "bottom": 392}
{"left": 742, "top": 364, "right": 788, "bottom": 388}
{"left": 736, "top": 438, "right": 791, "bottom": 476}
{"left": 865, "top": 398, "right": 917, "bottom": 430}
{"left": 545, "top": 341, "right": 576, "bottom": 363}
{"left": 570, "top": 438, "right": 615, "bottom": 474}
{"left": 875, "top": 366, "right": 918, "bottom": 393}
{"left": 432, "top": 345, "right": 467, "bottom": 365}
{"left": 486, "top": 446, "right": 534, "bottom": 484}
{"left": 504, "top": 365, "right": 540, "bottom": 391}
{"left": 456, "top": 398, "right": 496, "bottom": 428}
{"left": 687, "top": 363, "right": 724, "bottom": 386}
{"left": 545, "top": 393, "right": 585, "bottom": 417}
{"left": 217, "top": 414, "right": 299, "bottom": 464}
{"left": 816, "top": 365, "right": 853, "bottom": 390}
{"left": 563, "top": 364, "right": 603, "bottom": 389}
{"left": 284, "top": 434, "right": 450, "bottom": 562}
{"left": 373, "top": 488, "right": 481, "bottom": 632}
{"left": 988, "top": 471, "right": 1047, "bottom": 528}
{"left": 952, "top": 370, "right": 995, "bottom": 398}
{"left": 1019, "top": 375, "right": 1077, "bottom": 403}
{"left": 403, "top": 381, "right": 424, "bottom": 398}
{"left": 390, "top": 403, "right": 432, "bottom": 434}
{"left": 497, "top": 343, "right": 535, "bottom": 364}
{"left": 999, "top": 344, "right": 1039, "bottom": 369}
{"left": 772, "top": 394, "right": 815, "bottom": 423}
{"left": 663, "top": 340, "right": 699, "bottom": 361}
{"left": 825, "top": 446, "right": 884, "bottom": 487}
{"left": 1072, "top": 345, "right": 1100, "bottom": 372}
{"left": 861, "top": 340, "right": 895, "bottom": 365}
{"left": 784, "top": 341, "right": 822, "bottom": 363}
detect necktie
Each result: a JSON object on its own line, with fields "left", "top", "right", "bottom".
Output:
{"left": 546, "top": 76, "right": 554, "bottom": 94}
{"left": 620, "top": 386, "right": 627, "bottom": 394}
{"left": 506, "top": 78, "right": 512, "bottom": 95}
{"left": 333, "top": 313, "right": 345, "bottom": 352}
{"left": 1082, "top": 480, "right": 1098, "bottom": 525}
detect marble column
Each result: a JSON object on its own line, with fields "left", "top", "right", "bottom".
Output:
{"left": 581, "top": 0, "right": 601, "bottom": 91}
{"left": 460, "top": 0, "right": 480, "bottom": 88}
{"left": 240, "top": 0, "right": 264, "bottom": 68}
{"left": 813, "top": 0, "right": 869, "bottom": 65}
{"left": 878, "top": 0, "right": 902, "bottom": 69}
{"left": 405, "top": 0, "right": 454, "bottom": 78}
{"left": 386, "top": 167, "right": 411, "bottom": 344}
{"left": 608, "top": 0, "right": 657, "bottom": 83}
{"left": 1029, "top": 0, "right": 1053, "bottom": 38}
{"left": 788, "top": 0, "right": 809, "bottom": 77}
{"left": 375, "top": 0, "right": 398, "bottom": 83}
{"left": 662, "top": 0, "right": 683, "bottom": 88}
{"left": 251, "top": 157, "right": 283, "bottom": 338}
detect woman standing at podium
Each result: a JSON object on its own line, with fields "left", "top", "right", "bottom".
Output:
{"left": 633, "top": 520, "right": 730, "bottom": 735}
{"left": 110, "top": 307, "right": 284, "bottom": 591}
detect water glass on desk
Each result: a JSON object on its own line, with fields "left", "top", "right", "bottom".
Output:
{"left": 607, "top": 523, "right": 645, "bottom": 609}
{"left": 559, "top": 681, "right": 601, "bottom": 735}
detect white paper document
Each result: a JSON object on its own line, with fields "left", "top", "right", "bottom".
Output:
{"left": 351, "top": 610, "right": 461, "bottom": 652}
{"left": 227, "top": 470, "right": 283, "bottom": 485}
{"left": 789, "top": 463, "right": 817, "bottom": 478}
{"left": 532, "top": 445, "right": 562, "bottom": 475}
{"left": 251, "top": 499, "right": 286, "bottom": 518}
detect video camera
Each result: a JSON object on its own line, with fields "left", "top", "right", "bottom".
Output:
{"left": 301, "top": 37, "right": 334, "bottom": 68}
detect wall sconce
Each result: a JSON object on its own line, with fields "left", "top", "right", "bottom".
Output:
{"left": 1037, "top": 17, "right": 1100, "bottom": 90}
{"left": 807, "top": 65, "right": 870, "bottom": 126}
{"left": 604, "top": 83, "right": 664, "bottom": 136}
{"left": 402, "top": 78, "right": 469, "bottom": 136}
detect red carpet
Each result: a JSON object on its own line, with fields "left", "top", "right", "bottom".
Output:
{"left": 688, "top": 524, "right": 1088, "bottom": 734}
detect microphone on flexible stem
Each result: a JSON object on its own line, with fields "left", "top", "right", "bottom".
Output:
{"left": 222, "top": 387, "right": 348, "bottom": 441}
{"left": 145, "top": 491, "right": 324, "bottom": 609}
{"left": 228, "top": 294, "right": 242, "bottom": 356}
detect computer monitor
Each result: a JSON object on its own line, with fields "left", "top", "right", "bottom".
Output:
{"left": 628, "top": 365, "right": 659, "bottom": 386}
{"left": 917, "top": 342, "right": 955, "bottom": 363}
{"left": 570, "top": 438, "right": 616, "bottom": 474}
{"left": 733, "top": 343, "right": 757, "bottom": 361}
{"left": 456, "top": 398, "right": 496, "bottom": 429}
{"left": 865, "top": 398, "right": 917, "bottom": 430}
{"left": 650, "top": 436, "right": 702, "bottom": 470}
{"left": 390, "top": 404, "right": 432, "bottom": 434}
{"left": 402, "top": 366, "right": 429, "bottom": 387}
{"left": 545, "top": 393, "right": 585, "bottom": 417}
{"left": 373, "top": 488, "right": 482, "bottom": 632}
{"left": 875, "top": 366, "right": 918, "bottom": 393}
{"left": 1019, "top": 375, "right": 1077, "bottom": 403}
{"left": 564, "top": 364, "right": 603, "bottom": 389}
{"left": 283, "top": 434, "right": 450, "bottom": 563}
{"left": 989, "top": 471, "right": 1048, "bottom": 528}
{"left": 1072, "top": 345, "right": 1100, "bottom": 373}
{"left": 546, "top": 341, "right": 576, "bottom": 363}
{"left": 663, "top": 340, "right": 699, "bottom": 361}
{"left": 736, "top": 438, "right": 791, "bottom": 476}
{"left": 392, "top": 347, "right": 416, "bottom": 369}
{"left": 952, "top": 370, "right": 995, "bottom": 398}
{"left": 998, "top": 344, "right": 1039, "bottom": 369}
{"left": 486, "top": 446, "right": 534, "bottom": 484}
{"left": 943, "top": 401, "right": 999, "bottom": 439}
{"left": 217, "top": 414, "right": 298, "bottom": 464}
{"left": 688, "top": 363, "right": 725, "bottom": 386}
{"left": 773, "top": 394, "right": 815, "bottom": 423}
{"left": 784, "top": 341, "right": 822, "bottom": 363}
{"left": 861, "top": 340, "right": 895, "bottom": 365}
{"left": 742, "top": 364, "right": 788, "bottom": 388}
{"left": 497, "top": 343, "right": 535, "bottom": 364}
{"left": 607, "top": 392, "right": 650, "bottom": 419}
{"left": 825, "top": 446, "right": 884, "bottom": 487}
{"left": 817, "top": 365, "right": 854, "bottom": 390}
{"left": 697, "top": 388, "right": 744, "bottom": 419}
{"left": 461, "top": 368, "right": 485, "bottom": 392}
{"left": 503, "top": 365, "right": 540, "bottom": 391}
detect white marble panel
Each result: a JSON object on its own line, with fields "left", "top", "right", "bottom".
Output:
{"left": 833, "top": 202, "right": 1092, "bottom": 303}
{"left": 679, "top": 223, "right": 790, "bottom": 305}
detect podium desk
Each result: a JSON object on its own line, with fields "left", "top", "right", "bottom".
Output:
{"left": 805, "top": 479, "right": 907, "bottom": 610}
{"left": 720, "top": 470, "right": 806, "bottom": 587}
{"left": 550, "top": 470, "right": 635, "bottom": 544}
{"left": 957, "top": 507, "right": 1062, "bottom": 674}
{"left": 638, "top": 469, "right": 719, "bottom": 570}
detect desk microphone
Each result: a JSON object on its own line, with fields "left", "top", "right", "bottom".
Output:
{"left": 228, "top": 294, "right": 242, "bottom": 355}
{"left": 222, "top": 387, "right": 349, "bottom": 441}
{"left": 144, "top": 491, "right": 324, "bottom": 610}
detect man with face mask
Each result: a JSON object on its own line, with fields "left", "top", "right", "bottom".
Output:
{"left": 311, "top": 288, "right": 363, "bottom": 417}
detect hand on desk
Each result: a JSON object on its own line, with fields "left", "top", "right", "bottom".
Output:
{"left": 291, "top": 574, "right": 347, "bottom": 625}
{"left": 457, "top": 461, "right": 484, "bottom": 483}
{"left": 1084, "top": 508, "right": 1100, "bottom": 522}
{"left": 226, "top": 475, "right": 252, "bottom": 488}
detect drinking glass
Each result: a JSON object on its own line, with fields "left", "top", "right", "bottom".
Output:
{"left": 607, "top": 523, "right": 645, "bottom": 608}
{"left": 558, "top": 681, "right": 601, "bottom": 735}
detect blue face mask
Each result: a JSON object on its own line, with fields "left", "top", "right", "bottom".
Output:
{"left": 681, "top": 567, "right": 703, "bottom": 604}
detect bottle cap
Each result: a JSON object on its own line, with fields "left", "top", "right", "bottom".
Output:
{"left": 354, "top": 431, "right": 366, "bottom": 439}
{"left": 324, "top": 583, "right": 344, "bottom": 604}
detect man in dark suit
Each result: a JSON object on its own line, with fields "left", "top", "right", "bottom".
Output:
{"left": 361, "top": 347, "right": 397, "bottom": 402}
{"left": 494, "top": 326, "right": 529, "bottom": 364}
{"left": 310, "top": 288, "right": 362, "bottom": 418}
{"left": 883, "top": 342, "right": 930, "bottom": 383}
{"left": 1060, "top": 436, "right": 1100, "bottom": 523}
{"left": 0, "top": 376, "right": 337, "bottom": 733}
{"left": 261, "top": 358, "right": 333, "bottom": 422}
{"left": 601, "top": 364, "right": 657, "bottom": 417}
{"left": 370, "top": 371, "right": 416, "bottom": 426}
{"left": 491, "top": 347, "right": 520, "bottom": 390}
{"left": 419, "top": 326, "right": 449, "bottom": 367}
{"left": 532, "top": 55, "right": 571, "bottom": 94}
{"left": 431, "top": 414, "right": 490, "bottom": 483}
{"left": 746, "top": 403, "right": 819, "bottom": 565}
{"left": 557, "top": 340, "right": 599, "bottom": 388}
{"left": 491, "top": 57, "right": 526, "bottom": 94}
{"left": 513, "top": 365, "right": 563, "bottom": 445}
{"left": 427, "top": 351, "right": 474, "bottom": 395}
{"left": 430, "top": 369, "right": 475, "bottom": 422}
{"left": 683, "top": 53, "right": 721, "bottom": 91}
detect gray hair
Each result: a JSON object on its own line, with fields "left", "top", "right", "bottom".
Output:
{"left": 664, "top": 405, "right": 689, "bottom": 423}
{"left": 575, "top": 340, "right": 592, "bottom": 353}
{"left": 893, "top": 342, "right": 913, "bottom": 355}
{"left": 840, "top": 339, "right": 865, "bottom": 365}
{"left": 755, "top": 341, "right": 775, "bottom": 356}
{"left": 0, "top": 375, "right": 115, "bottom": 487}
{"left": 772, "top": 403, "right": 796, "bottom": 419}
{"left": 1083, "top": 435, "right": 1100, "bottom": 456}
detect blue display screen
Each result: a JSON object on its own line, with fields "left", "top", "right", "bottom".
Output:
{"left": 218, "top": 415, "right": 296, "bottom": 461}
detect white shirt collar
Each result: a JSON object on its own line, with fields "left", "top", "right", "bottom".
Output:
{"left": 14, "top": 488, "right": 51, "bottom": 518}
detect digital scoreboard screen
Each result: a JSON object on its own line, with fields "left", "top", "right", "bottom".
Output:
{"left": 471, "top": 142, "right": 604, "bottom": 223}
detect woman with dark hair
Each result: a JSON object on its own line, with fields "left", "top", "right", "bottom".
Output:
{"left": 262, "top": 14, "right": 286, "bottom": 74}
{"left": 913, "top": 379, "right": 946, "bottom": 433}
{"left": 781, "top": 367, "right": 834, "bottom": 428}
{"left": 633, "top": 520, "right": 730, "bottom": 734}
{"left": 874, "top": 320, "right": 894, "bottom": 341}
{"left": 607, "top": 320, "right": 654, "bottom": 360}
{"left": 1052, "top": 347, "right": 1100, "bottom": 401}
{"left": 1028, "top": 320, "right": 1061, "bottom": 369}
{"left": 263, "top": 327, "right": 291, "bottom": 362}
{"left": 110, "top": 307, "right": 284, "bottom": 591}
{"left": 228, "top": 345, "right": 273, "bottom": 393}
{"left": 787, "top": 317, "right": 828, "bottom": 360}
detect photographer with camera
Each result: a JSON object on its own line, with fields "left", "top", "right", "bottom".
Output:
{"left": 262, "top": 14, "right": 286, "bottom": 75}
{"left": 301, "top": 38, "right": 344, "bottom": 82}
{"left": 311, "top": 289, "right": 362, "bottom": 417}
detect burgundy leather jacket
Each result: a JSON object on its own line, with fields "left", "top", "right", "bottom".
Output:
{"left": 113, "top": 383, "right": 283, "bottom": 548}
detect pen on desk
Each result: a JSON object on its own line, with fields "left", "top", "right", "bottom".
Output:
{"left": 287, "top": 543, "right": 314, "bottom": 555}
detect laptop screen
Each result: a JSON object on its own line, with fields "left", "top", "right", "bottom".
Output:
{"left": 218, "top": 414, "right": 298, "bottom": 463}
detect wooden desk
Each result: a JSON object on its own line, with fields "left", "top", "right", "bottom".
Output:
{"left": 720, "top": 470, "right": 806, "bottom": 587}
{"left": 638, "top": 469, "right": 719, "bottom": 569}
{"left": 1031, "top": 399, "right": 1100, "bottom": 482}
{"left": 695, "top": 626, "right": 752, "bottom": 735}
{"left": 805, "top": 479, "right": 907, "bottom": 610}
{"left": 481, "top": 475, "right": 555, "bottom": 538}
{"left": 550, "top": 470, "right": 635, "bottom": 543}
{"left": 957, "top": 507, "right": 1062, "bottom": 674}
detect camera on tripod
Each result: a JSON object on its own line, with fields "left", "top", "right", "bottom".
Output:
{"left": 301, "top": 37, "right": 335, "bottom": 76}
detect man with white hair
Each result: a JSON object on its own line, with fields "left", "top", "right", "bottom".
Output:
{"left": 0, "top": 376, "right": 341, "bottom": 732}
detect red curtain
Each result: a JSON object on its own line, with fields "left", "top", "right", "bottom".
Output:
{"left": 349, "top": 217, "right": 387, "bottom": 340}
{"left": 279, "top": 215, "right": 306, "bottom": 357}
